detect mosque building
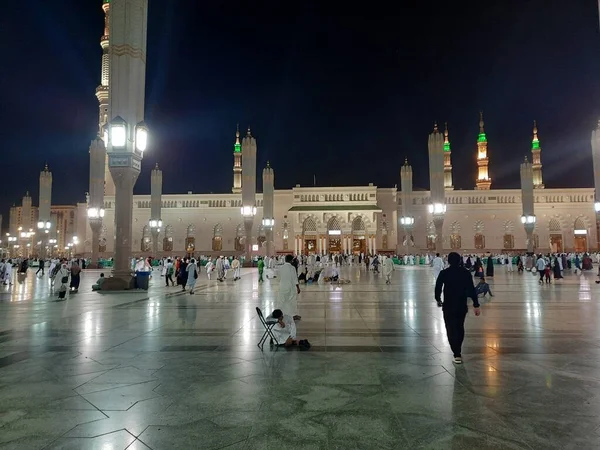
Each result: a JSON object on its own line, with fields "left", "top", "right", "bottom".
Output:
{"left": 7, "top": 1, "right": 600, "bottom": 258}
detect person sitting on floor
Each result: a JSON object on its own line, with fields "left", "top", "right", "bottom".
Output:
{"left": 476, "top": 277, "right": 493, "bottom": 297}
{"left": 92, "top": 273, "right": 105, "bottom": 291}
{"left": 270, "top": 309, "right": 310, "bottom": 349}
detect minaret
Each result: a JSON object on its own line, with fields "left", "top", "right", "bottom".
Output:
{"left": 22, "top": 192, "right": 32, "bottom": 232}
{"left": 150, "top": 163, "right": 163, "bottom": 256}
{"left": 531, "top": 120, "right": 544, "bottom": 188}
{"left": 96, "top": 0, "right": 115, "bottom": 197}
{"left": 232, "top": 125, "right": 242, "bottom": 194}
{"left": 475, "top": 112, "right": 492, "bottom": 190}
{"left": 443, "top": 122, "right": 453, "bottom": 190}
{"left": 38, "top": 165, "right": 52, "bottom": 259}
{"left": 262, "top": 161, "right": 275, "bottom": 256}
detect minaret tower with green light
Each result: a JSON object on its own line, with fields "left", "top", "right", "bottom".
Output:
{"left": 232, "top": 125, "right": 242, "bottom": 193}
{"left": 531, "top": 120, "right": 544, "bottom": 188}
{"left": 96, "top": 0, "right": 115, "bottom": 197}
{"left": 475, "top": 112, "right": 491, "bottom": 190}
{"left": 443, "top": 122, "right": 453, "bottom": 190}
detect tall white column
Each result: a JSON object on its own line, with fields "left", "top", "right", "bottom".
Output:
{"left": 105, "top": 0, "right": 149, "bottom": 288}
{"left": 428, "top": 123, "right": 446, "bottom": 254}
{"left": 520, "top": 157, "right": 535, "bottom": 253}
{"left": 88, "top": 138, "right": 106, "bottom": 268}
{"left": 400, "top": 159, "right": 414, "bottom": 253}
{"left": 241, "top": 129, "right": 257, "bottom": 264}
{"left": 38, "top": 165, "right": 52, "bottom": 259}
{"left": 262, "top": 162, "right": 274, "bottom": 256}
{"left": 150, "top": 164, "right": 163, "bottom": 257}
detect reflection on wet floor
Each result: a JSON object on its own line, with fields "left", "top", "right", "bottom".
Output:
{"left": 1, "top": 266, "right": 600, "bottom": 448}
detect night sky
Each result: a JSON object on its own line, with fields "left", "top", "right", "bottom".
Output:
{"left": 2, "top": 0, "right": 600, "bottom": 223}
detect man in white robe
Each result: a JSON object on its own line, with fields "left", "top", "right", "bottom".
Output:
{"left": 506, "top": 254, "right": 514, "bottom": 272}
{"left": 269, "top": 309, "right": 310, "bottom": 348}
{"left": 383, "top": 256, "right": 394, "bottom": 284}
{"left": 432, "top": 253, "right": 444, "bottom": 281}
{"left": 278, "top": 254, "right": 301, "bottom": 318}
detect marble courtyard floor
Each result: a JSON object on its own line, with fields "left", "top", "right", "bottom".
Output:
{"left": 1, "top": 266, "right": 600, "bottom": 449}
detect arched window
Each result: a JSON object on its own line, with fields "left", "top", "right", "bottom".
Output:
{"left": 503, "top": 220, "right": 515, "bottom": 249}
{"left": 212, "top": 224, "right": 223, "bottom": 251}
{"left": 235, "top": 224, "right": 245, "bottom": 252}
{"left": 141, "top": 225, "right": 151, "bottom": 252}
{"left": 163, "top": 225, "right": 174, "bottom": 252}
{"left": 426, "top": 221, "right": 436, "bottom": 250}
{"left": 450, "top": 221, "right": 461, "bottom": 249}
{"left": 99, "top": 225, "right": 107, "bottom": 253}
{"left": 186, "top": 224, "right": 196, "bottom": 255}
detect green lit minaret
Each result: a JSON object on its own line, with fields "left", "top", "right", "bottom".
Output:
{"left": 232, "top": 124, "right": 242, "bottom": 193}
{"left": 444, "top": 122, "right": 453, "bottom": 190}
{"left": 531, "top": 120, "right": 544, "bottom": 188}
{"left": 476, "top": 112, "right": 491, "bottom": 189}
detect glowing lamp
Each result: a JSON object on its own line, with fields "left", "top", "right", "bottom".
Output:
{"left": 520, "top": 215, "right": 536, "bottom": 224}
{"left": 428, "top": 203, "right": 446, "bottom": 214}
{"left": 135, "top": 122, "right": 148, "bottom": 152}
{"left": 110, "top": 117, "right": 127, "bottom": 148}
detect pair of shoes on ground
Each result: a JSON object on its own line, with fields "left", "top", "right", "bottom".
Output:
{"left": 453, "top": 356, "right": 462, "bottom": 364}
{"left": 298, "top": 339, "right": 311, "bottom": 350}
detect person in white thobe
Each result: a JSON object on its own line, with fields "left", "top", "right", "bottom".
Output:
{"left": 186, "top": 259, "right": 199, "bottom": 294}
{"left": 205, "top": 259, "right": 214, "bottom": 280}
{"left": 231, "top": 257, "right": 241, "bottom": 280}
{"left": 432, "top": 253, "right": 444, "bottom": 281}
{"left": 383, "top": 257, "right": 394, "bottom": 284}
{"left": 278, "top": 255, "right": 300, "bottom": 317}
{"left": 270, "top": 309, "right": 298, "bottom": 347}
{"left": 506, "top": 254, "right": 514, "bottom": 272}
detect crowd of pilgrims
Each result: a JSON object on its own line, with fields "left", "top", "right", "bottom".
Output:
{"left": 0, "top": 257, "right": 86, "bottom": 298}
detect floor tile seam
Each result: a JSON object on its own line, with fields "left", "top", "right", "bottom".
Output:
{"left": 127, "top": 437, "right": 156, "bottom": 450}
{"left": 77, "top": 378, "right": 160, "bottom": 395}
{"left": 456, "top": 422, "right": 536, "bottom": 450}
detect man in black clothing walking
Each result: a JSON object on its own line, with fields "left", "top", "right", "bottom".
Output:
{"left": 435, "top": 252, "right": 481, "bottom": 364}
{"left": 36, "top": 259, "right": 45, "bottom": 276}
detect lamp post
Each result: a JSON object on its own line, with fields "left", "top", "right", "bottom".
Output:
{"left": 241, "top": 128, "right": 257, "bottom": 265}
{"left": 428, "top": 123, "right": 446, "bottom": 254}
{"left": 105, "top": 0, "right": 149, "bottom": 289}
{"left": 520, "top": 156, "right": 536, "bottom": 253}
{"left": 37, "top": 220, "right": 51, "bottom": 260}
{"left": 400, "top": 159, "right": 414, "bottom": 254}
{"left": 150, "top": 164, "right": 163, "bottom": 258}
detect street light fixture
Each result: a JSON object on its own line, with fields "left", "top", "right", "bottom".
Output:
{"left": 428, "top": 203, "right": 447, "bottom": 214}
{"left": 400, "top": 217, "right": 414, "bottom": 226}
{"left": 110, "top": 116, "right": 127, "bottom": 148}
{"left": 87, "top": 207, "right": 105, "bottom": 219}
{"left": 520, "top": 215, "right": 536, "bottom": 224}
{"left": 241, "top": 206, "right": 257, "bottom": 217}
{"left": 262, "top": 218, "right": 275, "bottom": 228}
{"left": 135, "top": 121, "right": 148, "bottom": 152}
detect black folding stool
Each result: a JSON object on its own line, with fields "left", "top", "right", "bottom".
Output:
{"left": 256, "top": 307, "right": 280, "bottom": 350}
